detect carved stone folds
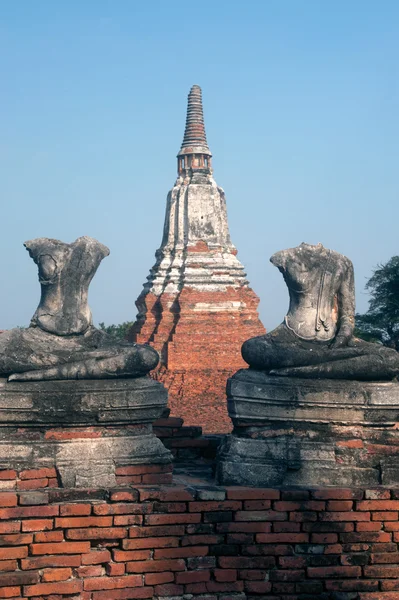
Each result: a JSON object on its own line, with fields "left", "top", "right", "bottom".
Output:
{"left": 216, "top": 369, "right": 399, "bottom": 487}
{"left": 0, "top": 377, "right": 172, "bottom": 488}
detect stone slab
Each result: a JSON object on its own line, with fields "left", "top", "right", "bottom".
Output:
{"left": 216, "top": 369, "right": 399, "bottom": 487}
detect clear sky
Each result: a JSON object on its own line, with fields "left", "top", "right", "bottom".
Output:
{"left": 1, "top": 1, "right": 398, "bottom": 331}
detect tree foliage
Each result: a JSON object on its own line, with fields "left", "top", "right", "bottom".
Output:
{"left": 98, "top": 321, "right": 135, "bottom": 341}
{"left": 355, "top": 256, "right": 399, "bottom": 351}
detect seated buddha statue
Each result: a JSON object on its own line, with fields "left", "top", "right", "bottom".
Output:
{"left": 242, "top": 242, "right": 399, "bottom": 380}
{"left": 0, "top": 237, "right": 158, "bottom": 381}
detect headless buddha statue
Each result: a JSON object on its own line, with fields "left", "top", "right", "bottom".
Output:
{"left": 242, "top": 242, "right": 399, "bottom": 380}
{"left": 0, "top": 237, "right": 158, "bottom": 381}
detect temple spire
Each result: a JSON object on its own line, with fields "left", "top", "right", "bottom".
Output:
{"left": 177, "top": 85, "right": 212, "bottom": 174}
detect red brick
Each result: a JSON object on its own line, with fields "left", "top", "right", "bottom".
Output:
{"left": 0, "top": 522, "right": 20, "bottom": 534}
{"left": 243, "top": 500, "right": 271, "bottom": 510}
{"left": 34, "top": 531, "right": 64, "bottom": 543}
{"left": 273, "top": 522, "right": 300, "bottom": 532}
{"left": 126, "top": 558, "right": 185, "bottom": 573}
{"left": 122, "top": 537, "right": 179, "bottom": 550}
{"left": 320, "top": 511, "right": 370, "bottom": 521}
{"left": 327, "top": 500, "right": 354, "bottom": 511}
{"left": 0, "top": 571, "right": 39, "bottom": 586}
{"left": 238, "top": 569, "right": 268, "bottom": 580}
{"left": 176, "top": 570, "right": 211, "bottom": 584}
{"left": 17, "top": 478, "right": 48, "bottom": 490}
{"left": 145, "top": 572, "right": 174, "bottom": 585}
{"left": 256, "top": 533, "right": 309, "bottom": 543}
{"left": 235, "top": 510, "right": 287, "bottom": 522}
{"left": 81, "top": 549, "right": 111, "bottom": 564}
{"left": 206, "top": 581, "right": 244, "bottom": 592}
{"left": 0, "top": 533, "right": 32, "bottom": 545}
{"left": 358, "top": 593, "right": 399, "bottom": 599}
{"left": 154, "top": 546, "right": 208, "bottom": 559}
{"left": 312, "top": 489, "right": 363, "bottom": 500}
{"left": 59, "top": 503, "right": 92, "bottom": 516}
{"left": 24, "top": 580, "right": 83, "bottom": 596}
{"left": 30, "top": 541, "right": 90, "bottom": 554}
{"left": 326, "top": 580, "right": 379, "bottom": 591}
{"left": 0, "top": 587, "right": 21, "bottom": 598}
{"left": 84, "top": 575, "right": 143, "bottom": 591}
{"left": 386, "top": 522, "right": 399, "bottom": 531}
{"left": 341, "top": 532, "right": 391, "bottom": 543}
{"left": 0, "top": 560, "right": 18, "bottom": 571}
{"left": 279, "top": 556, "right": 306, "bottom": 568}
{"left": 22, "top": 519, "right": 53, "bottom": 532}
{"left": 370, "top": 553, "right": 399, "bottom": 564}
{"left": 269, "top": 569, "right": 305, "bottom": 582}
{"left": 55, "top": 516, "right": 112, "bottom": 528}
{"left": 138, "top": 487, "right": 194, "bottom": 502}
{"left": 0, "top": 506, "right": 58, "bottom": 519}
{"left": 219, "top": 556, "right": 276, "bottom": 569}
{"left": 110, "top": 491, "right": 139, "bottom": 502}
{"left": 357, "top": 522, "right": 383, "bottom": 531}
{"left": 214, "top": 569, "right": 237, "bottom": 582}
{"left": 0, "top": 494, "right": 17, "bottom": 507}
{"left": 41, "top": 567, "right": 72, "bottom": 582}
{"left": 274, "top": 501, "right": 325, "bottom": 511}
{"left": 106, "top": 562, "right": 125, "bottom": 576}
{"left": 0, "top": 471, "right": 16, "bottom": 480}
{"left": 226, "top": 488, "right": 280, "bottom": 500}
{"left": 91, "top": 588, "right": 154, "bottom": 599}
{"left": 21, "top": 554, "right": 82, "bottom": 569}
{"left": 311, "top": 533, "right": 338, "bottom": 544}
{"left": 94, "top": 503, "right": 152, "bottom": 516}
{"left": 114, "top": 515, "right": 143, "bottom": 526}
{"left": 372, "top": 511, "right": 398, "bottom": 521}
{"left": 144, "top": 513, "right": 201, "bottom": 525}
{"left": 358, "top": 500, "right": 399, "bottom": 511}
{"left": 245, "top": 581, "right": 272, "bottom": 593}
{"left": 115, "top": 464, "right": 171, "bottom": 476}
{"left": 113, "top": 550, "right": 152, "bottom": 562}
{"left": 78, "top": 565, "right": 104, "bottom": 577}
{"left": 129, "top": 525, "right": 184, "bottom": 538}
{"left": 154, "top": 583, "right": 184, "bottom": 596}
{"left": 365, "top": 565, "right": 399, "bottom": 578}
{"left": 0, "top": 547, "right": 28, "bottom": 560}
{"left": 308, "top": 566, "right": 361, "bottom": 578}
{"left": 19, "top": 468, "right": 56, "bottom": 480}
{"left": 66, "top": 527, "right": 127, "bottom": 540}
{"left": 217, "top": 522, "right": 271, "bottom": 533}
{"left": 189, "top": 501, "right": 241, "bottom": 512}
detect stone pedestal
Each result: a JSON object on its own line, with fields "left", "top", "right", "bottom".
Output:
{"left": 216, "top": 369, "right": 399, "bottom": 487}
{"left": 0, "top": 377, "right": 172, "bottom": 488}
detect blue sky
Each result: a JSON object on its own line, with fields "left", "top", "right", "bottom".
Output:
{"left": 1, "top": 1, "right": 398, "bottom": 330}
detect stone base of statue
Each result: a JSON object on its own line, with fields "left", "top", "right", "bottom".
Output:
{"left": 0, "top": 377, "right": 172, "bottom": 488}
{"left": 216, "top": 369, "right": 399, "bottom": 487}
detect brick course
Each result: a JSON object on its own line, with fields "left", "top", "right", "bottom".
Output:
{"left": 0, "top": 480, "right": 399, "bottom": 598}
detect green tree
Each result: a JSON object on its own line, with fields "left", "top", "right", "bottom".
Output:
{"left": 355, "top": 256, "right": 399, "bottom": 351}
{"left": 98, "top": 321, "right": 135, "bottom": 341}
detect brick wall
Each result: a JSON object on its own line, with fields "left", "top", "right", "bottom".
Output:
{"left": 1, "top": 481, "right": 399, "bottom": 598}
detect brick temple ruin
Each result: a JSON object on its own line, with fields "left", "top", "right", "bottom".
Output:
{"left": 129, "top": 85, "right": 265, "bottom": 433}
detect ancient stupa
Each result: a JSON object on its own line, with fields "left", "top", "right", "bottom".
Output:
{"left": 129, "top": 85, "right": 265, "bottom": 432}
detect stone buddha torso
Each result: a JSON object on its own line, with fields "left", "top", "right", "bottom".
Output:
{"left": 272, "top": 242, "right": 354, "bottom": 342}
{"left": 26, "top": 237, "right": 110, "bottom": 336}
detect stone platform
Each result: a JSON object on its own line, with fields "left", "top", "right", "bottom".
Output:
{"left": 0, "top": 377, "right": 172, "bottom": 488}
{"left": 216, "top": 369, "right": 399, "bottom": 487}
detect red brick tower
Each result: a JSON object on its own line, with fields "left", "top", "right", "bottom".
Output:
{"left": 130, "top": 85, "right": 265, "bottom": 433}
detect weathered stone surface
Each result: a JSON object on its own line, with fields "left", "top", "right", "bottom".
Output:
{"left": 242, "top": 242, "right": 399, "bottom": 380}
{"left": 0, "top": 377, "right": 172, "bottom": 487}
{"left": 130, "top": 85, "right": 264, "bottom": 433}
{"left": 216, "top": 369, "right": 399, "bottom": 487}
{"left": 1, "top": 236, "right": 159, "bottom": 381}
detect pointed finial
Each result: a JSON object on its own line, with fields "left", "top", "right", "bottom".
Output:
{"left": 178, "top": 85, "right": 212, "bottom": 160}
